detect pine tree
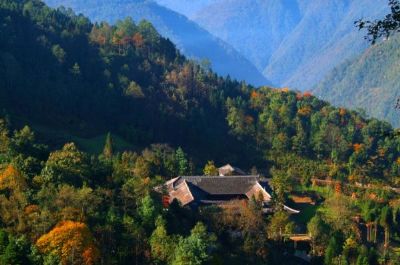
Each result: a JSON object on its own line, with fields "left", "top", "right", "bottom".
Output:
{"left": 0, "top": 230, "right": 7, "bottom": 255}
{"left": 175, "top": 147, "right": 188, "bottom": 176}
{"left": 324, "top": 236, "right": 341, "bottom": 265}
{"left": 356, "top": 246, "right": 369, "bottom": 265}
{"left": 1, "top": 237, "right": 20, "bottom": 265}
{"left": 150, "top": 216, "right": 174, "bottom": 264}
{"left": 70, "top": 63, "right": 81, "bottom": 75}
{"left": 103, "top": 133, "right": 113, "bottom": 159}
{"left": 138, "top": 195, "right": 160, "bottom": 231}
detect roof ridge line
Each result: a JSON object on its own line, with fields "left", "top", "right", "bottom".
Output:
{"left": 180, "top": 175, "right": 260, "bottom": 178}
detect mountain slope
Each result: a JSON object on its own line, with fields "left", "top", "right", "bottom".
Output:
{"left": 3, "top": 0, "right": 400, "bottom": 174}
{"left": 264, "top": 0, "right": 387, "bottom": 89}
{"left": 44, "top": 0, "right": 269, "bottom": 86}
{"left": 314, "top": 34, "right": 400, "bottom": 128}
{"left": 1, "top": 2, "right": 400, "bottom": 265}
{"left": 178, "top": 0, "right": 302, "bottom": 72}
{"left": 156, "top": 0, "right": 387, "bottom": 90}
{"left": 155, "top": 0, "right": 217, "bottom": 18}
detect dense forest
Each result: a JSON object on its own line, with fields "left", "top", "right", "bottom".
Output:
{"left": 0, "top": 0, "right": 399, "bottom": 264}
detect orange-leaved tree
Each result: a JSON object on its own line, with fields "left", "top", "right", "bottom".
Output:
{"left": 36, "top": 221, "right": 100, "bottom": 265}
{"left": 0, "top": 164, "right": 27, "bottom": 191}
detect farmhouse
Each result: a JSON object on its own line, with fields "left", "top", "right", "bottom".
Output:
{"left": 161, "top": 174, "right": 299, "bottom": 214}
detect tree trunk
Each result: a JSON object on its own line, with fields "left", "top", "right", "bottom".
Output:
{"left": 367, "top": 222, "right": 374, "bottom": 242}
{"left": 384, "top": 226, "right": 390, "bottom": 248}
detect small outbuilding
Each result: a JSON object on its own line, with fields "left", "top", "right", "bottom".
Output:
{"left": 218, "top": 164, "right": 247, "bottom": 176}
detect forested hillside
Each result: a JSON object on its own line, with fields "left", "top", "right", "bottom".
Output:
{"left": 0, "top": 0, "right": 251, "bottom": 165}
{"left": 156, "top": 0, "right": 388, "bottom": 90}
{"left": 43, "top": 0, "right": 269, "bottom": 86}
{"left": 314, "top": 34, "right": 400, "bottom": 128}
{"left": 0, "top": 1, "right": 400, "bottom": 264}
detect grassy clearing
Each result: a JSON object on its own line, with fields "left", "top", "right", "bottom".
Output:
{"left": 71, "top": 134, "right": 134, "bottom": 154}
{"left": 289, "top": 184, "right": 333, "bottom": 226}
{"left": 296, "top": 184, "right": 334, "bottom": 199}
{"left": 292, "top": 204, "right": 319, "bottom": 225}
{"left": 27, "top": 123, "right": 135, "bottom": 154}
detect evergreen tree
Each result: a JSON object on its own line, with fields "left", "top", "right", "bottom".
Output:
{"left": 267, "top": 211, "right": 294, "bottom": 241}
{"left": 70, "top": 63, "right": 81, "bottom": 75}
{"left": 150, "top": 216, "right": 174, "bottom": 264}
{"left": 356, "top": 246, "right": 369, "bottom": 265}
{"left": 172, "top": 222, "right": 215, "bottom": 265}
{"left": 103, "top": 132, "right": 114, "bottom": 159}
{"left": 307, "top": 214, "right": 329, "bottom": 255}
{"left": 1, "top": 237, "right": 20, "bottom": 265}
{"left": 138, "top": 194, "right": 160, "bottom": 232}
{"left": 324, "top": 236, "right": 342, "bottom": 265}
{"left": 379, "top": 206, "right": 392, "bottom": 248}
{"left": 175, "top": 147, "right": 188, "bottom": 176}
{"left": 0, "top": 230, "right": 7, "bottom": 257}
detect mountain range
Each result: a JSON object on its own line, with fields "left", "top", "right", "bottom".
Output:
{"left": 156, "top": 0, "right": 388, "bottom": 89}
{"left": 44, "top": 0, "right": 270, "bottom": 86}
{"left": 1, "top": 2, "right": 400, "bottom": 264}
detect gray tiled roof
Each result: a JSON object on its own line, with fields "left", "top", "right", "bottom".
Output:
{"left": 162, "top": 175, "right": 299, "bottom": 213}
{"left": 179, "top": 175, "right": 260, "bottom": 195}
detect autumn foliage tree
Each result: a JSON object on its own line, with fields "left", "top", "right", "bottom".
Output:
{"left": 41, "top": 143, "right": 90, "bottom": 186}
{"left": 203, "top": 161, "right": 218, "bottom": 176}
{"left": 0, "top": 164, "right": 28, "bottom": 233}
{"left": 0, "top": 1, "right": 400, "bottom": 264}
{"left": 36, "top": 221, "right": 99, "bottom": 265}
{"left": 0, "top": 164, "right": 27, "bottom": 191}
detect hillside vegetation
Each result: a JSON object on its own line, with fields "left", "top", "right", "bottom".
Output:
{"left": 0, "top": 1, "right": 399, "bottom": 264}
{"left": 2, "top": 0, "right": 400, "bottom": 181}
{"left": 314, "top": 34, "right": 400, "bottom": 128}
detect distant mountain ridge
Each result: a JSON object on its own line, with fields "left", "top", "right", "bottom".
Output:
{"left": 159, "top": 0, "right": 301, "bottom": 72}
{"left": 44, "top": 0, "right": 270, "bottom": 86}
{"left": 156, "top": 0, "right": 388, "bottom": 90}
{"left": 155, "top": 0, "right": 217, "bottom": 18}
{"left": 265, "top": 0, "right": 387, "bottom": 90}
{"left": 314, "top": 34, "right": 400, "bottom": 128}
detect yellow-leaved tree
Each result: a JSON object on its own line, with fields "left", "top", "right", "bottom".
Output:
{"left": 36, "top": 221, "right": 100, "bottom": 265}
{"left": 0, "top": 164, "right": 28, "bottom": 233}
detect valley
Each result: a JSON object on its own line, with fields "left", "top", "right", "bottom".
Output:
{"left": 0, "top": 1, "right": 399, "bottom": 264}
